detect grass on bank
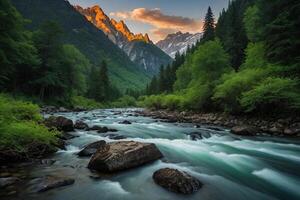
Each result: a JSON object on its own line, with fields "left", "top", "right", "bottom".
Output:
{"left": 0, "top": 94, "right": 59, "bottom": 154}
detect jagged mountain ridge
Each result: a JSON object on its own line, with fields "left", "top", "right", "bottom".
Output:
{"left": 11, "top": 0, "right": 150, "bottom": 90}
{"left": 75, "top": 5, "right": 172, "bottom": 75}
{"left": 156, "top": 32, "right": 203, "bottom": 58}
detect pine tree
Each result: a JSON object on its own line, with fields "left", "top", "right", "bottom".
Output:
{"left": 0, "top": 0, "right": 39, "bottom": 90}
{"left": 201, "top": 6, "right": 215, "bottom": 43}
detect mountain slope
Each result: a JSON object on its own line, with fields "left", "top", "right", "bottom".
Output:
{"left": 156, "top": 32, "right": 202, "bottom": 58}
{"left": 75, "top": 5, "right": 172, "bottom": 75}
{"left": 11, "top": 0, "right": 150, "bottom": 90}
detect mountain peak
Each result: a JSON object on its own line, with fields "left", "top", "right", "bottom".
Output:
{"left": 75, "top": 5, "right": 152, "bottom": 44}
{"left": 156, "top": 32, "right": 202, "bottom": 58}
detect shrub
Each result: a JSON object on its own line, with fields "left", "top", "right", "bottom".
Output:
{"left": 0, "top": 93, "right": 59, "bottom": 155}
{"left": 213, "top": 68, "right": 268, "bottom": 112}
{"left": 240, "top": 77, "right": 300, "bottom": 112}
{"left": 71, "top": 96, "right": 104, "bottom": 109}
{"left": 111, "top": 95, "right": 137, "bottom": 108}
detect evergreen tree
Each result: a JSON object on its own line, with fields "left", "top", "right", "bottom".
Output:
{"left": 201, "top": 6, "right": 215, "bottom": 43}
{"left": 258, "top": 0, "right": 300, "bottom": 69}
{"left": 158, "top": 65, "right": 166, "bottom": 93}
{"left": 216, "top": 0, "right": 253, "bottom": 71}
{"left": 0, "top": 0, "right": 39, "bottom": 90}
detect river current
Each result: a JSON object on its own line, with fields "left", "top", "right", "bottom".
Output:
{"left": 8, "top": 108, "right": 300, "bottom": 200}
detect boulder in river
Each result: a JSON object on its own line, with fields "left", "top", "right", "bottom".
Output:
{"left": 231, "top": 125, "right": 259, "bottom": 136}
{"left": 88, "top": 125, "right": 118, "bottom": 133}
{"left": 119, "top": 120, "right": 132, "bottom": 124}
{"left": 88, "top": 141, "right": 163, "bottom": 172}
{"left": 44, "top": 116, "right": 74, "bottom": 132}
{"left": 77, "top": 140, "right": 106, "bottom": 157}
{"left": 74, "top": 120, "right": 88, "bottom": 130}
{"left": 153, "top": 168, "right": 202, "bottom": 194}
{"left": 0, "top": 177, "right": 20, "bottom": 188}
{"left": 29, "top": 176, "right": 75, "bottom": 192}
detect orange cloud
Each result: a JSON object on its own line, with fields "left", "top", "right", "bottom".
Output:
{"left": 110, "top": 8, "right": 203, "bottom": 42}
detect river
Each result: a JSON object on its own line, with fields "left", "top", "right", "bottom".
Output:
{"left": 7, "top": 108, "right": 300, "bottom": 200}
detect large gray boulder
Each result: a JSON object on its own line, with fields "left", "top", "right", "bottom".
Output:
{"left": 153, "top": 168, "right": 202, "bottom": 194}
{"left": 88, "top": 141, "right": 163, "bottom": 172}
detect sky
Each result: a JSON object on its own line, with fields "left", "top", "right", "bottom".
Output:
{"left": 68, "top": 0, "right": 229, "bottom": 42}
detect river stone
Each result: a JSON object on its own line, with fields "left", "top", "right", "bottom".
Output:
{"left": 77, "top": 140, "right": 106, "bottom": 157}
{"left": 29, "top": 176, "right": 75, "bottom": 192}
{"left": 88, "top": 141, "right": 163, "bottom": 172}
{"left": 74, "top": 120, "right": 88, "bottom": 130}
{"left": 153, "top": 168, "right": 202, "bottom": 194}
{"left": 0, "top": 177, "right": 20, "bottom": 188}
{"left": 44, "top": 116, "right": 74, "bottom": 132}
{"left": 119, "top": 120, "right": 132, "bottom": 124}
{"left": 231, "top": 125, "right": 259, "bottom": 136}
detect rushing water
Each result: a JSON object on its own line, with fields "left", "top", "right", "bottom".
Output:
{"left": 7, "top": 108, "right": 300, "bottom": 200}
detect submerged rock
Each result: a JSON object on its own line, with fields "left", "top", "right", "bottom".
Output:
{"left": 231, "top": 125, "right": 259, "bottom": 136}
{"left": 77, "top": 141, "right": 106, "bottom": 157}
{"left": 119, "top": 120, "right": 132, "bottom": 125}
{"left": 153, "top": 168, "right": 202, "bottom": 194}
{"left": 0, "top": 177, "right": 20, "bottom": 188}
{"left": 88, "top": 141, "right": 163, "bottom": 172}
{"left": 88, "top": 125, "right": 118, "bottom": 133}
{"left": 44, "top": 116, "right": 74, "bottom": 132}
{"left": 29, "top": 176, "right": 75, "bottom": 192}
{"left": 58, "top": 132, "right": 78, "bottom": 140}
{"left": 74, "top": 120, "right": 88, "bottom": 130}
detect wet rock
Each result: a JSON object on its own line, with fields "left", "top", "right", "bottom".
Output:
{"left": 187, "top": 132, "right": 203, "bottom": 141}
{"left": 119, "top": 120, "right": 132, "bottom": 125}
{"left": 96, "top": 127, "right": 118, "bottom": 133}
{"left": 54, "top": 139, "right": 66, "bottom": 150}
{"left": 102, "top": 133, "right": 126, "bottom": 140}
{"left": 88, "top": 141, "right": 163, "bottom": 172}
{"left": 29, "top": 176, "right": 75, "bottom": 192}
{"left": 44, "top": 116, "right": 74, "bottom": 132}
{"left": 40, "top": 159, "right": 56, "bottom": 165}
{"left": 284, "top": 128, "right": 300, "bottom": 136}
{"left": 58, "top": 107, "right": 69, "bottom": 112}
{"left": 74, "top": 120, "right": 88, "bottom": 130}
{"left": 231, "top": 126, "right": 259, "bottom": 136}
{"left": 88, "top": 125, "right": 118, "bottom": 133}
{"left": 58, "top": 132, "right": 78, "bottom": 140}
{"left": 153, "top": 168, "right": 202, "bottom": 194}
{"left": 77, "top": 141, "right": 106, "bottom": 157}
{"left": 0, "top": 172, "right": 12, "bottom": 178}
{"left": 0, "top": 177, "right": 20, "bottom": 188}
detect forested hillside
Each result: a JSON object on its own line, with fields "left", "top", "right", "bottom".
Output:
{"left": 143, "top": 0, "right": 300, "bottom": 116}
{"left": 11, "top": 0, "right": 150, "bottom": 91}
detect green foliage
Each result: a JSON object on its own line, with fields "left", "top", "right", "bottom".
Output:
{"left": 146, "top": 51, "right": 185, "bottom": 95}
{"left": 0, "top": 0, "right": 39, "bottom": 89}
{"left": 111, "top": 95, "right": 137, "bottom": 108}
{"left": 243, "top": 5, "right": 263, "bottom": 42}
{"left": 0, "top": 94, "right": 59, "bottom": 152}
{"left": 257, "top": 0, "right": 300, "bottom": 66}
{"left": 213, "top": 68, "right": 268, "bottom": 112}
{"left": 70, "top": 96, "right": 105, "bottom": 110}
{"left": 216, "top": 0, "right": 253, "bottom": 71}
{"left": 240, "top": 77, "right": 300, "bottom": 112}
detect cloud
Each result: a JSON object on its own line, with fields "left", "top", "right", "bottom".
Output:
{"left": 110, "top": 8, "right": 203, "bottom": 42}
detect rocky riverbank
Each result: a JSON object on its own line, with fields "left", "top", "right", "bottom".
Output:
{"left": 138, "top": 109, "right": 300, "bottom": 137}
